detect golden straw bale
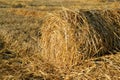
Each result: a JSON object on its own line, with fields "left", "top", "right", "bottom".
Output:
{"left": 40, "top": 9, "right": 120, "bottom": 68}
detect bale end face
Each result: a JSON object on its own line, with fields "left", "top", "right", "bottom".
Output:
{"left": 40, "top": 13, "right": 79, "bottom": 68}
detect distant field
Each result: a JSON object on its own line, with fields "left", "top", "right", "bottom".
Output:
{"left": 0, "top": 0, "right": 120, "bottom": 80}
{"left": 0, "top": 0, "right": 120, "bottom": 9}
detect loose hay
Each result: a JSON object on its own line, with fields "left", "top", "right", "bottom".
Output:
{"left": 0, "top": 10, "right": 42, "bottom": 56}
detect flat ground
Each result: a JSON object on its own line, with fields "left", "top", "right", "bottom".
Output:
{"left": 0, "top": 0, "right": 120, "bottom": 80}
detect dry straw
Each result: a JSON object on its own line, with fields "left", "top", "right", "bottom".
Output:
{"left": 0, "top": 8, "right": 120, "bottom": 80}
{"left": 40, "top": 13, "right": 79, "bottom": 69}
{"left": 61, "top": 9, "right": 120, "bottom": 56}
{"left": 40, "top": 9, "right": 120, "bottom": 69}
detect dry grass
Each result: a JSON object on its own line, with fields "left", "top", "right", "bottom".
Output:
{"left": 0, "top": 0, "right": 120, "bottom": 80}
{"left": 8, "top": 8, "right": 47, "bottom": 18}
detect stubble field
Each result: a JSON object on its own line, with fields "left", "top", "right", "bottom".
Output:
{"left": 0, "top": 0, "right": 120, "bottom": 80}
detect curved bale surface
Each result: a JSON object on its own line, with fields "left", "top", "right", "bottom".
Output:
{"left": 40, "top": 9, "right": 120, "bottom": 68}
{"left": 60, "top": 9, "right": 120, "bottom": 57}
{"left": 83, "top": 10, "right": 120, "bottom": 51}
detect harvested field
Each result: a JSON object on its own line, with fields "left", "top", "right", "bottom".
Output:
{"left": 8, "top": 8, "right": 47, "bottom": 18}
{"left": 0, "top": 0, "right": 120, "bottom": 80}
{"left": 0, "top": 9, "right": 42, "bottom": 56}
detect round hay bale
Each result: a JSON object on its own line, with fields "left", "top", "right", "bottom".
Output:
{"left": 40, "top": 9, "right": 120, "bottom": 68}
